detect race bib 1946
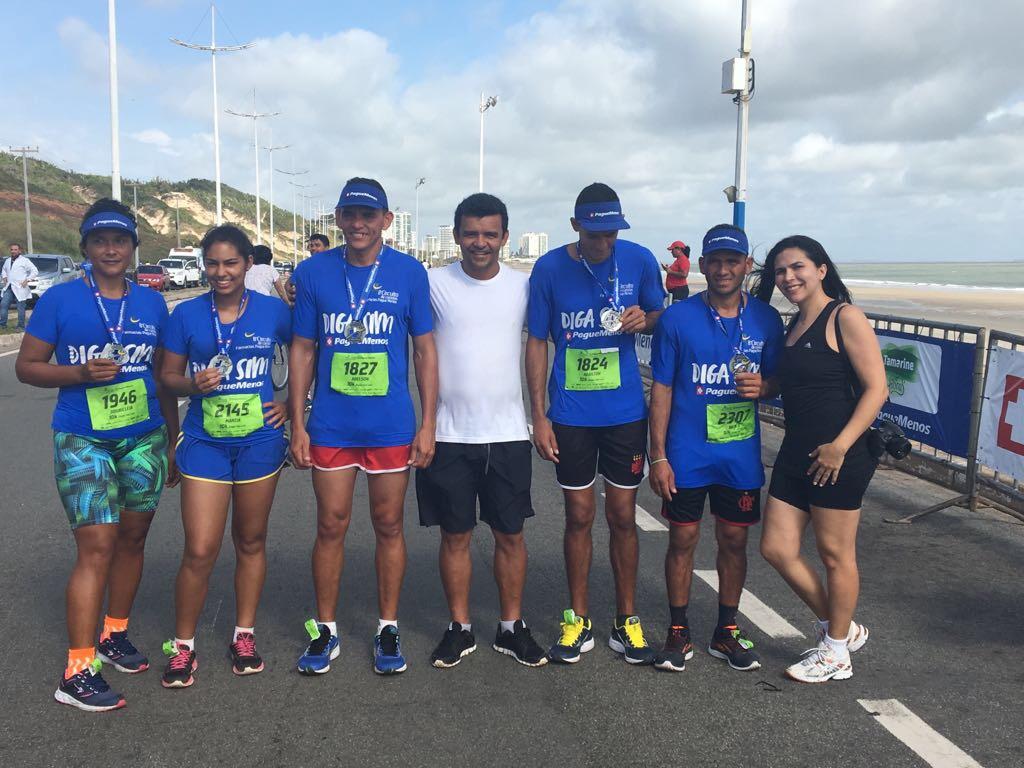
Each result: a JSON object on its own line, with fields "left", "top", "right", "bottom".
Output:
{"left": 86, "top": 379, "right": 149, "bottom": 431}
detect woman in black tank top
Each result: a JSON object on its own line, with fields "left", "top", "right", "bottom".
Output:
{"left": 751, "top": 236, "right": 888, "bottom": 684}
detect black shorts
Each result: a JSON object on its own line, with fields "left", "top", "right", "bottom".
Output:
{"left": 661, "top": 484, "right": 761, "bottom": 527}
{"left": 416, "top": 441, "right": 534, "bottom": 534}
{"left": 670, "top": 287, "right": 689, "bottom": 302}
{"left": 768, "top": 463, "right": 876, "bottom": 512}
{"left": 552, "top": 419, "right": 647, "bottom": 490}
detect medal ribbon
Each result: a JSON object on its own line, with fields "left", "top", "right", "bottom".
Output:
{"left": 577, "top": 243, "right": 621, "bottom": 312}
{"left": 705, "top": 292, "right": 747, "bottom": 358}
{"left": 86, "top": 267, "right": 129, "bottom": 348}
{"left": 342, "top": 245, "right": 383, "bottom": 326}
{"left": 211, "top": 289, "right": 248, "bottom": 358}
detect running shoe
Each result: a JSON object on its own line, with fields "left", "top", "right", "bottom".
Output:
{"left": 97, "top": 630, "right": 149, "bottom": 673}
{"left": 708, "top": 626, "right": 761, "bottom": 671}
{"left": 230, "top": 632, "right": 264, "bottom": 676}
{"left": 374, "top": 625, "right": 407, "bottom": 675}
{"left": 815, "top": 620, "right": 870, "bottom": 653}
{"left": 54, "top": 660, "right": 126, "bottom": 712}
{"left": 160, "top": 641, "right": 197, "bottom": 689}
{"left": 547, "top": 609, "right": 595, "bottom": 664}
{"left": 493, "top": 620, "right": 548, "bottom": 667}
{"left": 653, "top": 626, "right": 694, "bottom": 673}
{"left": 297, "top": 619, "right": 340, "bottom": 675}
{"left": 608, "top": 615, "right": 655, "bottom": 665}
{"left": 785, "top": 645, "right": 853, "bottom": 683}
{"left": 430, "top": 623, "right": 476, "bottom": 668}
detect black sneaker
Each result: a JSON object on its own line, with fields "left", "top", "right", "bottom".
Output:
{"left": 97, "top": 630, "right": 149, "bottom": 673}
{"left": 430, "top": 623, "right": 476, "bottom": 668}
{"left": 547, "top": 609, "right": 594, "bottom": 664}
{"left": 161, "top": 641, "right": 198, "bottom": 688}
{"left": 708, "top": 625, "right": 761, "bottom": 671}
{"left": 54, "top": 661, "right": 126, "bottom": 712}
{"left": 653, "top": 626, "right": 694, "bottom": 672}
{"left": 493, "top": 620, "right": 548, "bottom": 667}
{"left": 230, "top": 632, "right": 265, "bottom": 676}
{"left": 608, "top": 615, "right": 655, "bottom": 665}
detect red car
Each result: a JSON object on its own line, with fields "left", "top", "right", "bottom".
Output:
{"left": 135, "top": 264, "right": 170, "bottom": 292}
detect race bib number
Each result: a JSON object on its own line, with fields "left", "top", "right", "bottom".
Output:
{"left": 565, "top": 348, "right": 621, "bottom": 391}
{"left": 202, "top": 394, "right": 264, "bottom": 438}
{"left": 706, "top": 401, "right": 756, "bottom": 444}
{"left": 86, "top": 379, "right": 149, "bottom": 431}
{"left": 331, "top": 352, "right": 389, "bottom": 396}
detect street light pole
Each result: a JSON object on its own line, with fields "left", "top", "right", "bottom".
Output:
{"left": 724, "top": 0, "right": 753, "bottom": 230}
{"left": 10, "top": 146, "right": 38, "bottom": 252}
{"left": 107, "top": 0, "right": 121, "bottom": 201}
{"left": 277, "top": 165, "right": 309, "bottom": 264}
{"left": 415, "top": 177, "right": 426, "bottom": 261}
{"left": 265, "top": 139, "right": 290, "bottom": 260}
{"left": 130, "top": 182, "right": 141, "bottom": 269}
{"left": 478, "top": 93, "right": 497, "bottom": 192}
{"left": 226, "top": 91, "right": 279, "bottom": 245}
{"left": 171, "top": 3, "right": 253, "bottom": 226}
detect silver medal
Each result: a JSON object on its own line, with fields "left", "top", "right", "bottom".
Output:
{"left": 209, "top": 354, "right": 233, "bottom": 377}
{"left": 344, "top": 320, "right": 367, "bottom": 343}
{"left": 100, "top": 343, "right": 129, "bottom": 365}
{"left": 729, "top": 353, "right": 753, "bottom": 375}
{"left": 600, "top": 307, "right": 623, "bottom": 333}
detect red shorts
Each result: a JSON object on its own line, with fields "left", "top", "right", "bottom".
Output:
{"left": 310, "top": 444, "right": 411, "bottom": 474}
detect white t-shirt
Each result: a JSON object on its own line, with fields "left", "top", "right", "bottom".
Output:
{"left": 429, "top": 261, "right": 530, "bottom": 444}
{"left": 1, "top": 256, "right": 39, "bottom": 302}
{"left": 245, "top": 263, "right": 280, "bottom": 297}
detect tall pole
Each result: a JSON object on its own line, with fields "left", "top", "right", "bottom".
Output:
{"left": 415, "top": 177, "right": 426, "bottom": 261}
{"left": 478, "top": 94, "right": 497, "bottom": 192}
{"left": 171, "top": 3, "right": 253, "bottom": 226}
{"left": 107, "top": 0, "right": 121, "bottom": 201}
{"left": 175, "top": 195, "right": 181, "bottom": 247}
{"left": 733, "top": 0, "right": 752, "bottom": 230}
{"left": 277, "top": 165, "right": 309, "bottom": 264}
{"left": 131, "top": 183, "right": 140, "bottom": 269}
{"left": 226, "top": 92, "right": 278, "bottom": 244}
{"left": 10, "top": 147, "right": 38, "bottom": 252}
{"left": 265, "top": 137, "right": 290, "bottom": 259}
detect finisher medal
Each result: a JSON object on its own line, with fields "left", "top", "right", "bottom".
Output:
{"left": 729, "top": 353, "right": 753, "bottom": 375}
{"left": 344, "top": 320, "right": 367, "bottom": 343}
{"left": 208, "top": 354, "right": 233, "bottom": 378}
{"left": 600, "top": 307, "right": 623, "bottom": 333}
{"left": 106, "top": 343, "right": 130, "bottom": 366}
{"left": 342, "top": 246, "right": 383, "bottom": 345}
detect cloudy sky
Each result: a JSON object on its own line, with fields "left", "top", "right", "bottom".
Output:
{"left": 4, "top": 0, "right": 1023, "bottom": 262}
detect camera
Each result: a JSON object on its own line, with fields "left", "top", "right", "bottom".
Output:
{"left": 868, "top": 421, "right": 912, "bottom": 461}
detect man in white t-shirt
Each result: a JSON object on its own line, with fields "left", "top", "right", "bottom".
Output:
{"left": 416, "top": 193, "right": 547, "bottom": 669}
{"left": 245, "top": 245, "right": 290, "bottom": 303}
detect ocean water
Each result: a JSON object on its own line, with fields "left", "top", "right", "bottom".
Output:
{"left": 834, "top": 261, "right": 1024, "bottom": 291}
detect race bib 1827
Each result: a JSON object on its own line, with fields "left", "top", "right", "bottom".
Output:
{"left": 330, "top": 352, "right": 389, "bottom": 396}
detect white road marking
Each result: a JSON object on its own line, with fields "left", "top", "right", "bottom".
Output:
{"left": 0, "top": 348, "right": 18, "bottom": 358}
{"left": 600, "top": 492, "right": 668, "bottom": 532}
{"left": 858, "top": 699, "right": 984, "bottom": 768}
{"left": 527, "top": 421, "right": 533, "bottom": 435}
{"left": 694, "top": 570, "right": 805, "bottom": 639}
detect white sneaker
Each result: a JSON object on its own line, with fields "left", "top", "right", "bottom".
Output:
{"left": 814, "top": 620, "right": 869, "bottom": 653}
{"left": 785, "top": 645, "right": 853, "bottom": 683}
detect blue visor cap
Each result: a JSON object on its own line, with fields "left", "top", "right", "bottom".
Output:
{"left": 574, "top": 201, "right": 631, "bottom": 232}
{"left": 702, "top": 225, "right": 748, "bottom": 256}
{"left": 79, "top": 211, "right": 139, "bottom": 245}
{"left": 336, "top": 182, "right": 389, "bottom": 210}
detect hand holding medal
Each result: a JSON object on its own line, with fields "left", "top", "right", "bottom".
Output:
{"left": 579, "top": 242, "right": 627, "bottom": 335}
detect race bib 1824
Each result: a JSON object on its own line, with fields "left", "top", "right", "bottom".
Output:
{"left": 565, "top": 348, "right": 621, "bottom": 391}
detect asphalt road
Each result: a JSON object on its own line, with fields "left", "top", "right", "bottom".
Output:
{"left": 0, "top": 331, "right": 1021, "bottom": 767}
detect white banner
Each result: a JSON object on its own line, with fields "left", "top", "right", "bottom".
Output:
{"left": 876, "top": 334, "right": 942, "bottom": 415}
{"left": 635, "top": 332, "right": 653, "bottom": 368}
{"left": 978, "top": 345, "right": 1024, "bottom": 480}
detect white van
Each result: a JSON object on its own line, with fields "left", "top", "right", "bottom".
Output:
{"left": 162, "top": 248, "right": 203, "bottom": 288}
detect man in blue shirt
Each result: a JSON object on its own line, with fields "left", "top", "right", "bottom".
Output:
{"left": 288, "top": 178, "right": 438, "bottom": 676}
{"left": 648, "top": 223, "right": 784, "bottom": 673}
{"left": 527, "top": 183, "right": 666, "bottom": 665}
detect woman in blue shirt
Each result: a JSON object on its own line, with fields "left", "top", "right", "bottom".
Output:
{"left": 16, "top": 198, "right": 179, "bottom": 712}
{"left": 158, "top": 225, "right": 291, "bottom": 688}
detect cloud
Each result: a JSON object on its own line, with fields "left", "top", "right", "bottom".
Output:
{"left": 57, "top": 16, "right": 158, "bottom": 88}
{"left": 130, "top": 129, "right": 181, "bottom": 156}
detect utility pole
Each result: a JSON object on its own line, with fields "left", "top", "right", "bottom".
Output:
{"left": 478, "top": 93, "right": 498, "bottom": 192}
{"left": 171, "top": 3, "right": 253, "bottom": 225}
{"left": 107, "top": 0, "right": 122, "bottom": 200}
{"left": 10, "top": 146, "right": 39, "bottom": 252}
{"left": 175, "top": 195, "right": 181, "bottom": 247}
{"left": 265, "top": 136, "right": 290, "bottom": 260}
{"left": 130, "top": 183, "right": 141, "bottom": 268}
{"left": 722, "top": 0, "right": 753, "bottom": 229}
{"left": 277, "top": 165, "right": 309, "bottom": 264}
{"left": 227, "top": 90, "right": 278, "bottom": 245}
{"left": 415, "top": 177, "right": 426, "bottom": 261}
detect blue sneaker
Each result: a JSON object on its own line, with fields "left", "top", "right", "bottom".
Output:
{"left": 97, "top": 631, "right": 149, "bottom": 673}
{"left": 54, "top": 660, "right": 126, "bottom": 712}
{"left": 373, "top": 625, "right": 407, "bottom": 675}
{"left": 297, "top": 619, "right": 340, "bottom": 675}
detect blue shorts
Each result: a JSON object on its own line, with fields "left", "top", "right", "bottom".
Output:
{"left": 176, "top": 433, "right": 287, "bottom": 485}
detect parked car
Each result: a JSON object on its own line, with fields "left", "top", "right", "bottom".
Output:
{"left": 157, "top": 258, "right": 201, "bottom": 289}
{"left": 184, "top": 259, "right": 203, "bottom": 286}
{"left": 25, "top": 254, "right": 79, "bottom": 302}
{"left": 135, "top": 264, "right": 170, "bottom": 292}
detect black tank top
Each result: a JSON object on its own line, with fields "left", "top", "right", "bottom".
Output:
{"left": 775, "top": 300, "right": 873, "bottom": 475}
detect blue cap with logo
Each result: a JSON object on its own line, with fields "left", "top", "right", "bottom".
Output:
{"left": 701, "top": 224, "right": 748, "bottom": 256}
{"left": 336, "top": 181, "right": 389, "bottom": 210}
{"left": 574, "top": 201, "right": 631, "bottom": 232}
{"left": 79, "top": 211, "right": 139, "bottom": 245}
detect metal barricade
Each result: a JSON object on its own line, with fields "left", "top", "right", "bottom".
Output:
{"left": 974, "top": 330, "right": 1024, "bottom": 521}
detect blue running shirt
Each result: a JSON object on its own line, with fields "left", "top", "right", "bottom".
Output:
{"left": 651, "top": 293, "right": 784, "bottom": 489}
{"left": 163, "top": 291, "right": 292, "bottom": 445}
{"left": 292, "top": 246, "right": 433, "bottom": 448}
{"left": 527, "top": 239, "right": 666, "bottom": 427}
{"left": 26, "top": 278, "right": 168, "bottom": 439}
